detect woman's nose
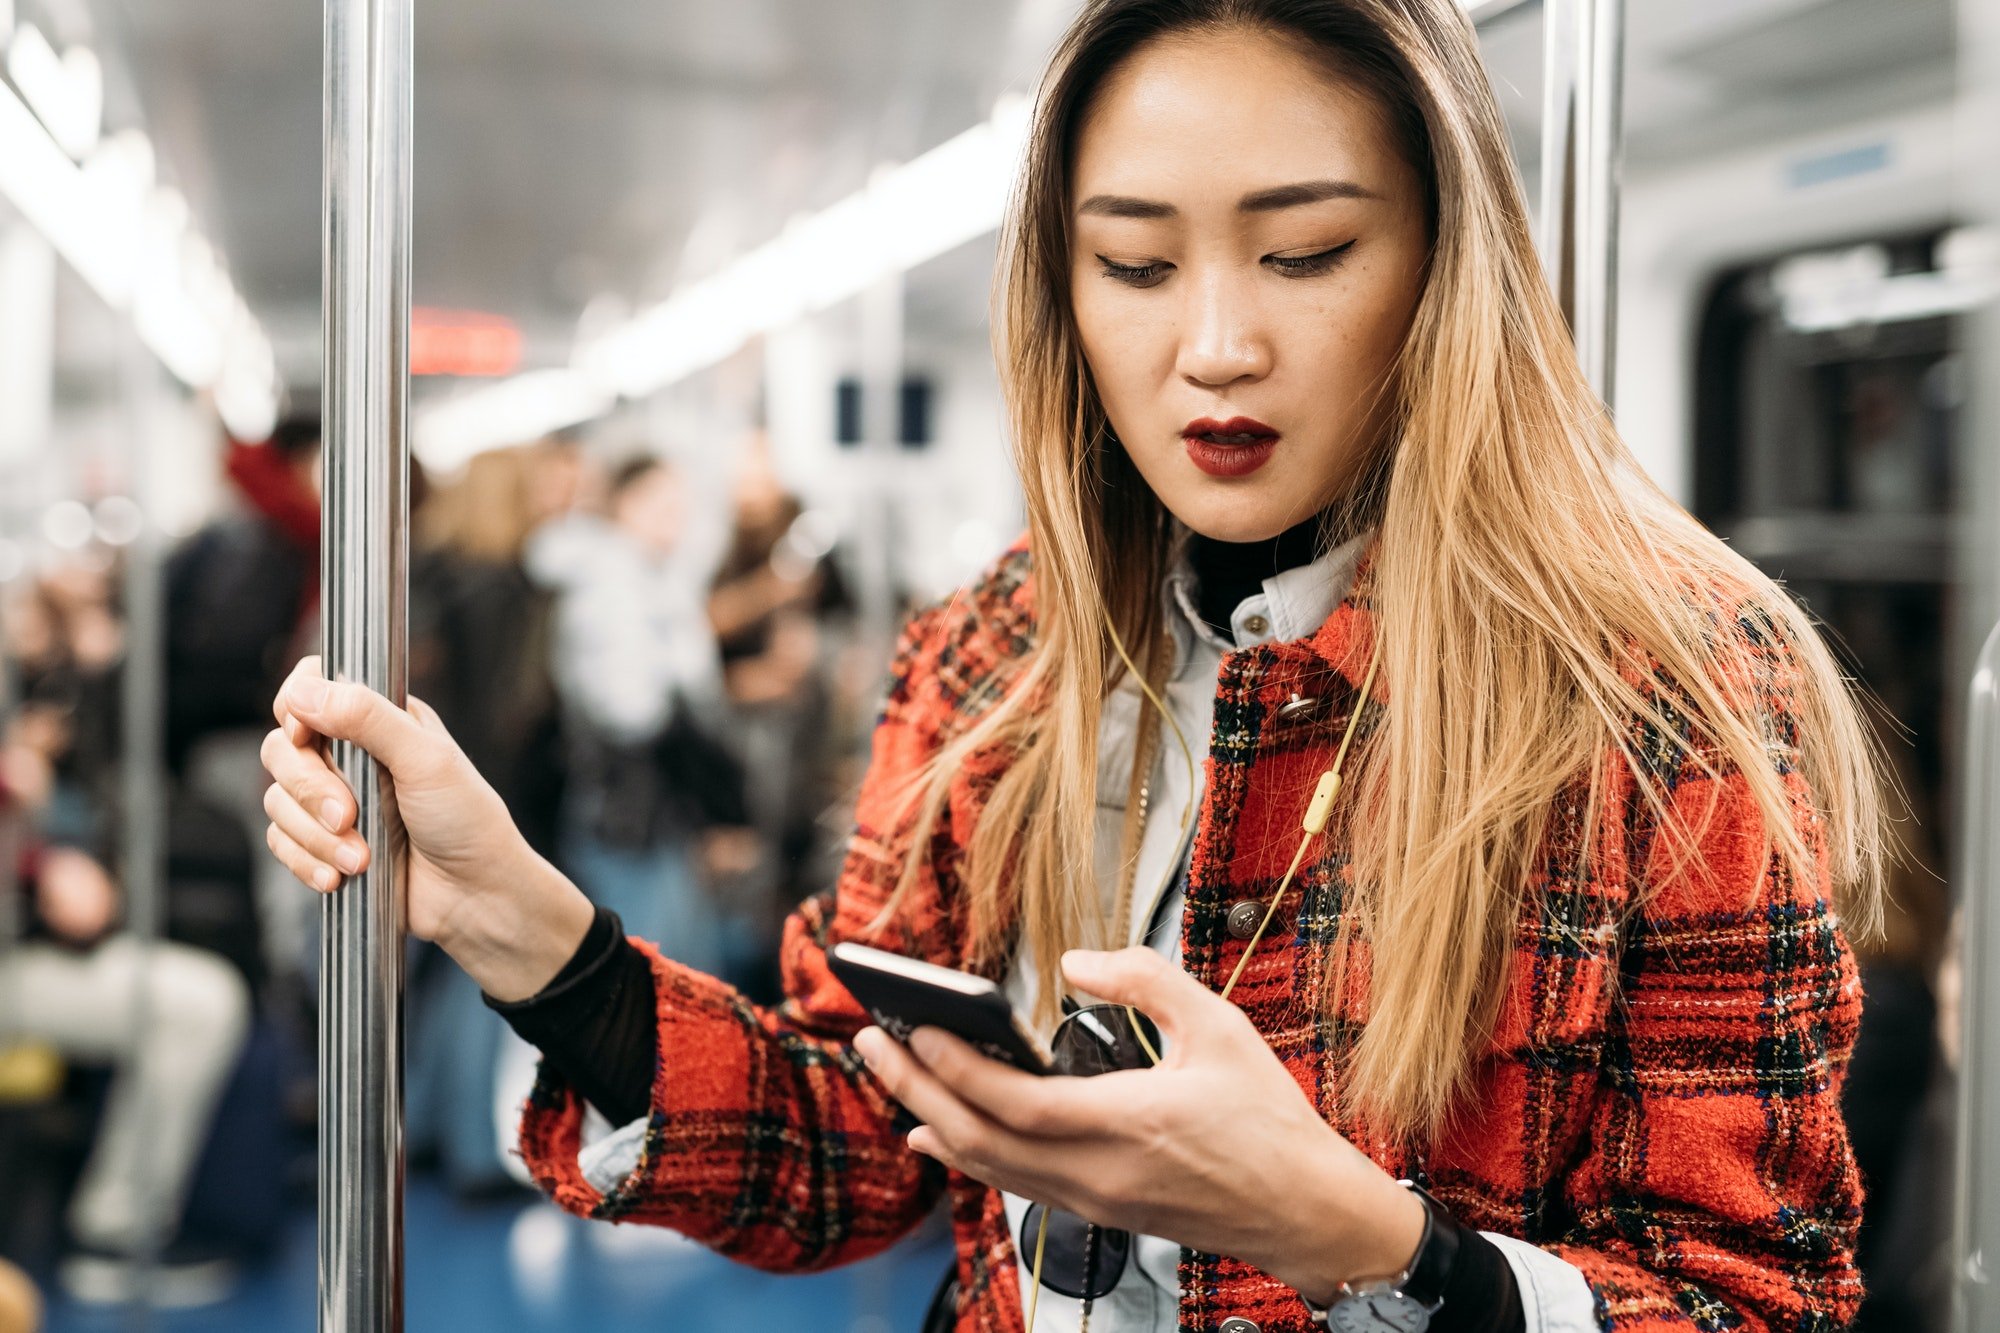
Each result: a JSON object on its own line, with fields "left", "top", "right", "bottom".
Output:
{"left": 1175, "top": 272, "right": 1272, "bottom": 389}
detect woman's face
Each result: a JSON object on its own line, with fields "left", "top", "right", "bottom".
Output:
{"left": 1068, "top": 26, "right": 1431, "bottom": 543}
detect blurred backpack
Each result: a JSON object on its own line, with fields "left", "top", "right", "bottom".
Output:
{"left": 164, "top": 517, "right": 308, "bottom": 772}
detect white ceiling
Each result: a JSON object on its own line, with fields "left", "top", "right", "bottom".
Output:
{"left": 72, "top": 0, "right": 1958, "bottom": 399}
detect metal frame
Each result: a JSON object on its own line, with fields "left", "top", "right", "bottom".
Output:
{"left": 1958, "top": 624, "right": 2000, "bottom": 1328}
{"left": 319, "top": 0, "right": 411, "bottom": 1328}
{"left": 1538, "top": 0, "right": 1625, "bottom": 405}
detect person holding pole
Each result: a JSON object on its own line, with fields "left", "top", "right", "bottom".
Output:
{"left": 267, "top": 2, "right": 1883, "bottom": 1329}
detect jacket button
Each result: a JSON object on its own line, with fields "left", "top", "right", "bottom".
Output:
{"left": 1240, "top": 613, "right": 1271, "bottom": 638}
{"left": 1275, "top": 692, "right": 1329, "bottom": 723}
{"left": 1219, "top": 1319, "right": 1262, "bottom": 1333}
{"left": 1226, "top": 900, "right": 1265, "bottom": 940}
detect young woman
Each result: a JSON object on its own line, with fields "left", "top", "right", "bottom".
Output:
{"left": 260, "top": 2, "right": 1883, "bottom": 1330}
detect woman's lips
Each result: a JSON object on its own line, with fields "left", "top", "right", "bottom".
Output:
{"left": 1182, "top": 416, "right": 1280, "bottom": 478}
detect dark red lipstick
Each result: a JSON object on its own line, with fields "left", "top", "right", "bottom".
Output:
{"left": 1182, "top": 416, "right": 1280, "bottom": 478}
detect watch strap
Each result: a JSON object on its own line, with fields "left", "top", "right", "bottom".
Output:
{"left": 1300, "top": 1180, "right": 1463, "bottom": 1325}
{"left": 1399, "top": 1182, "right": 1461, "bottom": 1309}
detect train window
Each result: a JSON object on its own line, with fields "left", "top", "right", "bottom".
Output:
{"left": 1694, "top": 230, "right": 1960, "bottom": 860}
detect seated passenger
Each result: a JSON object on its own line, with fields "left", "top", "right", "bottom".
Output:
{"left": 0, "top": 820, "right": 250, "bottom": 1306}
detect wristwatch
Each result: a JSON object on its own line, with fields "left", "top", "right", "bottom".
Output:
{"left": 1304, "top": 1181, "right": 1460, "bottom": 1332}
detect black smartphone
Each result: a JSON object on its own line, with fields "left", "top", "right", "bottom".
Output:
{"left": 829, "top": 942, "right": 1053, "bottom": 1074}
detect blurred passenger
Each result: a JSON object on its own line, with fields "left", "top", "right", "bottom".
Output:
{"left": 166, "top": 416, "right": 322, "bottom": 773}
{"left": 524, "top": 456, "right": 746, "bottom": 973}
{"left": 412, "top": 442, "right": 570, "bottom": 858}
{"left": 166, "top": 416, "right": 322, "bottom": 1002}
{"left": 3, "top": 569, "right": 122, "bottom": 850}
{"left": 706, "top": 452, "right": 854, "bottom": 997}
{"left": 0, "top": 789, "right": 249, "bottom": 1306}
{"left": 404, "top": 443, "right": 568, "bottom": 1195}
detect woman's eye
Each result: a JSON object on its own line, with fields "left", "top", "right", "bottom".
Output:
{"left": 1096, "top": 255, "right": 1172, "bottom": 287}
{"left": 1266, "top": 241, "right": 1357, "bottom": 277}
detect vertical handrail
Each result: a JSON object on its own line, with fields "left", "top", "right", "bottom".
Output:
{"left": 1957, "top": 623, "right": 2000, "bottom": 1329}
{"left": 116, "top": 317, "right": 170, "bottom": 1331}
{"left": 319, "top": 0, "right": 411, "bottom": 1329}
{"left": 1538, "top": 0, "right": 1625, "bottom": 407}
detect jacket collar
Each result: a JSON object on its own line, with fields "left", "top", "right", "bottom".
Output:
{"left": 1165, "top": 526, "right": 1373, "bottom": 656}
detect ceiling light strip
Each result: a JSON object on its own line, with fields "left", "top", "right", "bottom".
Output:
{"left": 0, "top": 68, "right": 278, "bottom": 437}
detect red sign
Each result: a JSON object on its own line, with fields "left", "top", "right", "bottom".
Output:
{"left": 410, "top": 308, "right": 523, "bottom": 377}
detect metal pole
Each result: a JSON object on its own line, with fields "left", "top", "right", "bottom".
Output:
{"left": 1465, "top": 0, "right": 1536, "bottom": 26}
{"left": 1958, "top": 624, "right": 2000, "bottom": 1328}
{"left": 319, "top": 0, "right": 411, "bottom": 1327}
{"left": 116, "top": 315, "right": 169, "bottom": 1333}
{"left": 1538, "top": 0, "right": 1625, "bottom": 407}
{"left": 1954, "top": 3, "right": 2000, "bottom": 1324}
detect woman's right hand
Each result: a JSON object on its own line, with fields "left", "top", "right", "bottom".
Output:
{"left": 261, "top": 656, "right": 593, "bottom": 1000}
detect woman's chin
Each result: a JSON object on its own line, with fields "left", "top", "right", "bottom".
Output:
{"left": 1164, "top": 486, "right": 1324, "bottom": 545}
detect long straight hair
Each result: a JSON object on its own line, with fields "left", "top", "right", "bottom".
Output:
{"left": 883, "top": 0, "right": 1884, "bottom": 1141}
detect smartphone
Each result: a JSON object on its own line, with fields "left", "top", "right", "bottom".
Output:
{"left": 829, "top": 942, "right": 1053, "bottom": 1074}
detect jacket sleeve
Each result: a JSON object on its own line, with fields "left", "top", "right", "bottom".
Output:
{"left": 516, "top": 598, "right": 971, "bottom": 1272}
{"left": 1546, "top": 625, "right": 1867, "bottom": 1330}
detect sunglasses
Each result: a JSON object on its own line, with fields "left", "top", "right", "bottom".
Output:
{"left": 1019, "top": 1001, "right": 1164, "bottom": 1304}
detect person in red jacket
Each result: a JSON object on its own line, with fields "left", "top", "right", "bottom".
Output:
{"left": 260, "top": 3, "right": 1885, "bottom": 1330}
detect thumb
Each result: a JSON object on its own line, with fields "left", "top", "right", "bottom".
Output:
{"left": 1059, "top": 946, "right": 1227, "bottom": 1048}
{"left": 283, "top": 674, "right": 436, "bottom": 777}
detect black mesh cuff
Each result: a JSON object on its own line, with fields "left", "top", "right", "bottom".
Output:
{"left": 1430, "top": 1226, "right": 1525, "bottom": 1333}
{"left": 484, "top": 906, "right": 658, "bottom": 1126}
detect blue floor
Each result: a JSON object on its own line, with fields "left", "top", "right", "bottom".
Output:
{"left": 44, "top": 1177, "right": 953, "bottom": 1332}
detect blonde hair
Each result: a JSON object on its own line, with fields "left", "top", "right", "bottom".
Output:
{"left": 419, "top": 445, "right": 548, "bottom": 564}
{"left": 885, "top": 0, "right": 1885, "bottom": 1140}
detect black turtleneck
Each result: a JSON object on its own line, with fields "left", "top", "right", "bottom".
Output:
{"left": 1187, "top": 515, "right": 1325, "bottom": 639}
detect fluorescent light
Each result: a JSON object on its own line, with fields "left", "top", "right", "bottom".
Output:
{"left": 7, "top": 25, "right": 101, "bottom": 159}
{"left": 414, "top": 369, "right": 614, "bottom": 473}
{"left": 0, "top": 77, "right": 132, "bottom": 302}
{"left": 576, "top": 94, "right": 1032, "bottom": 401}
{"left": 0, "top": 78, "right": 280, "bottom": 429}
{"left": 433, "top": 95, "right": 1033, "bottom": 466}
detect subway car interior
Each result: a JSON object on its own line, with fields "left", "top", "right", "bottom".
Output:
{"left": 3, "top": 0, "right": 2000, "bottom": 1330}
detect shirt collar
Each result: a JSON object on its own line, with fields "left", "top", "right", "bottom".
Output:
{"left": 1168, "top": 526, "right": 1374, "bottom": 654}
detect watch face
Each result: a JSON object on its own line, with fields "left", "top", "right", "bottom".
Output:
{"left": 1328, "top": 1288, "right": 1431, "bottom": 1333}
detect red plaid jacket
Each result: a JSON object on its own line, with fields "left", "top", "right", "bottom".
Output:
{"left": 520, "top": 541, "right": 1865, "bottom": 1332}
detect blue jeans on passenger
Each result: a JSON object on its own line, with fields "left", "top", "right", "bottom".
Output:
{"left": 560, "top": 820, "right": 725, "bottom": 979}
{"left": 406, "top": 952, "right": 511, "bottom": 1195}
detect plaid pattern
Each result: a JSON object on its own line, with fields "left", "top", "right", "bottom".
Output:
{"left": 519, "top": 541, "right": 1864, "bottom": 1333}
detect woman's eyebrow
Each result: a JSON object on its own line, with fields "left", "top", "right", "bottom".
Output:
{"left": 1075, "top": 178, "right": 1380, "bottom": 219}
{"left": 1238, "top": 178, "right": 1380, "bottom": 211}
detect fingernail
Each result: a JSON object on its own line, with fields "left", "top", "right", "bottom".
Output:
{"left": 292, "top": 679, "right": 329, "bottom": 713}
{"left": 335, "top": 844, "right": 363, "bottom": 874}
{"left": 320, "top": 800, "right": 343, "bottom": 832}
{"left": 909, "top": 1028, "right": 942, "bottom": 1062}
{"left": 854, "top": 1029, "right": 880, "bottom": 1068}
{"left": 315, "top": 867, "right": 337, "bottom": 891}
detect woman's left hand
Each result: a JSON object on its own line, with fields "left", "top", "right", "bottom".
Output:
{"left": 852, "top": 946, "right": 1426, "bottom": 1303}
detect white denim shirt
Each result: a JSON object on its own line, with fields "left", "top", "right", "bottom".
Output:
{"left": 581, "top": 533, "right": 1595, "bottom": 1331}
